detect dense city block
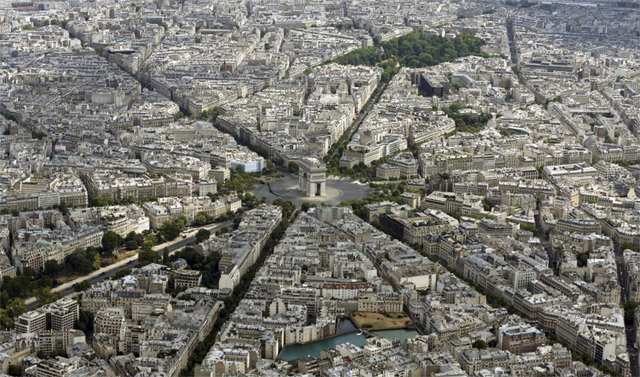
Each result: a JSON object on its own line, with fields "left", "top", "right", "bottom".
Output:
{"left": 2, "top": 0, "right": 640, "bottom": 376}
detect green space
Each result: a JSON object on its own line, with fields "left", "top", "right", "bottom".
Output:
{"left": 519, "top": 223, "right": 538, "bottom": 236}
{"left": 621, "top": 241, "right": 640, "bottom": 252}
{"left": 334, "top": 31, "right": 486, "bottom": 83}
{"left": 329, "top": 157, "right": 390, "bottom": 180}
{"left": 323, "top": 83, "right": 386, "bottom": 175}
{"left": 165, "top": 247, "right": 222, "bottom": 293}
{"left": 0, "top": 222, "right": 175, "bottom": 329}
{"left": 623, "top": 301, "right": 638, "bottom": 326}
{"left": 339, "top": 182, "right": 422, "bottom": 220}
{"left": 180, "top": 200, "right": 297, "bottom": 376}
{"left": 499, "top": 128, "right": 527, "bottom": 137}
{"left": 327, "top": 31, "right": 486, "bottom": 179}
{"left": 576, "top": 251, "right": 589, "bottom": 268}
{"left": 353, "top": 312, "right": 410, "bottom": 329}
{"left": 443, "top": 103, "right": 491, "bottom": 133}
{"left": 0, "top": 165, "right": 285, "bottom": 328}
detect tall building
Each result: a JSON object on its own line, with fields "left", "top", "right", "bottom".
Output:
{"left": 15, "top": 298, "right": 79, "bottom": 334}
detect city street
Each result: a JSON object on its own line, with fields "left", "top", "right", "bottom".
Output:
{"left": 25, "top": 220, "right": 232, "bottom": 310}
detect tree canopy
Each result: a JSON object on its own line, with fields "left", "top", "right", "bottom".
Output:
{"left": 334, "top": 31, "right": 486, "bottom": 82}
{"left": 65, "top": 247, "right": 100, "bottom": 275}
{"left": 138, "top": 247, "right": 160, "bottom": 266}
{"left": 101, "top": 231, "right": 121, "bottom": 254}
{"left": 196, "top": 229, "right": 211, "bottom": 243}
{"left": 159, "top": 217, "right": 187, "bottom": 241}
{"left": 443, "top": 103, "right": 490, "bottom": 133}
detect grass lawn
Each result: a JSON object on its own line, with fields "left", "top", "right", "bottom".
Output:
{"left": 56, "top": 275, "right": 82, "bottom": 284}
{"left": 117, "top": 249, "right": 138, "bottom": 261}
{"left": 98, "top": 250, "right": 138, "bottom": 269}
{"left": 353, "top": 312, "right": 410, "bottom": 329}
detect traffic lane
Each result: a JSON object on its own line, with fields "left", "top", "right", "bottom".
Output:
{"left": 26, "top": 220, "right": 232, "bottom": 310}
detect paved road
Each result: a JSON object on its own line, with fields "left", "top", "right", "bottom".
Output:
{"left": 328, "top": 81, "right": 388, "bottom": 163}
{"left": 506, "top": 16, "right": 519, "bottom": 71}
{"left": 533, "top": 205, "right": 558, "bottom": 274}
{"left": 613, "top": 240, "right": 640, "bottom": 377}
{"left": 25, "top": 221, "right": 232, "bottom": 310}
{"left": 536, "top": 206, "right": 639, "bottom": 377}
{"left": 252, "top": 172, "right": 371, "bottom": 206}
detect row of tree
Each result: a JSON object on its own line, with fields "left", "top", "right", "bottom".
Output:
{"left": 1, "top": 228, "right": 165, "bottom": 324}
{"left": 89, "top": 195, "right": 141, "bottom": 207}
{"left": 340, "top": 182, "right": 417, "bottom": 220}
{"left": 180, "top": 200, "right": 297, "bottom": 375}
{"left": 324, "top": 83, "right": 386, "bottom": 175}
